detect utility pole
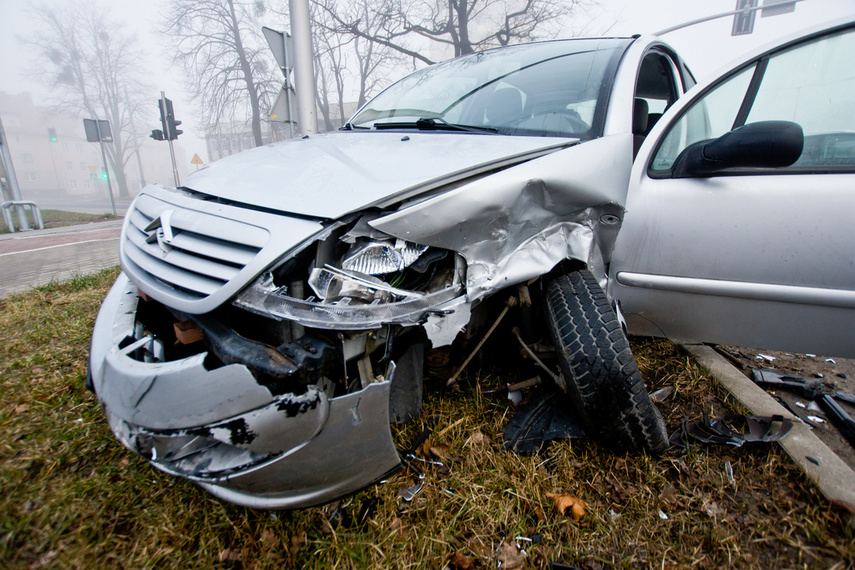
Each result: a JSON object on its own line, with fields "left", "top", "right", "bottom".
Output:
{"left": 289, "top": 0, "right": 318, "bottom": 135}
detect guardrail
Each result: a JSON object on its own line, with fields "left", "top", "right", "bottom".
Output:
{"left": 1, "top": 201, "right": 44, "bottom": 232}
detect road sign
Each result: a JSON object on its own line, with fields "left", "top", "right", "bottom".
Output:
{"left": 83, "top": 118, "right": 116, "bottom": 215}
{"left": 191, "top": 153, "right": 204, "bottom": 165}
{"left": 88, "top": 165, "right": 97, "bottom": 173}
{"left": 268, "top": 87, "right": 295, "bottom": 123}
{"left": 262, "top": 27, "right": 292, "bottom": 72}
{"left": 83, "top": 119, "right": 112, "bottom": 143}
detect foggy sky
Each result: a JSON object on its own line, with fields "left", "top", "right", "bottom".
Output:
{"left": 1, "top": 0, "right": 851, "bottom": 163}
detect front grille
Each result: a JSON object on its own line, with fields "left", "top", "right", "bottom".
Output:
{"left": 123, "top": 193, "right": 268, "bottom": 299}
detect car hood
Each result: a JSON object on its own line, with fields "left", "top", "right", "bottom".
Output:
{"left": 183, "top": 131, "right": 576, "bottom": 219}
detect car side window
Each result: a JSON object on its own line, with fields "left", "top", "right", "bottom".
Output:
{"left": 746, "top": 29, "right": 855, "bottom": 167}
{"left": 650, "top": 66, "right": 754, "bottom": 171}
{"left": 651, "top": 26, "right": 855, "bottom": 173}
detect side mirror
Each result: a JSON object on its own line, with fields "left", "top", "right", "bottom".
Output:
{"left": 672, "top": 120, "right": 804, "bottom": 178}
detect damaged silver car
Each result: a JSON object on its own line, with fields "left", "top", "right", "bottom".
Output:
{"left": 89, "top": 36, "right": 697, "bottom": 508}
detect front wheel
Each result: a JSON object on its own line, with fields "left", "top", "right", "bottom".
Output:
{"left": 544, "top": 270, "right": 668, "bottom": 453}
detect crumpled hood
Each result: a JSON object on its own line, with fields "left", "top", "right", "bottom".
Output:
{"left": 184, "top": 131, "right": 575, "bottom": 219}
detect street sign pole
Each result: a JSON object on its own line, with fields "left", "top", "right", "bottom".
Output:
{"left": 84, "top": 118, "right": 117, "bottom": 216}
{"left": 160, "top": 92, "right": 181, "bottom": 187}
{"left": 98, "top": 135, "right": 117, "bottom": 215}
{"left": 262, "top": 27, "right": 297, "bottom": 138}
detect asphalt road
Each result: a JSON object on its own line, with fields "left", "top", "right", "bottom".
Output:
{"left": 0, "top": 220, "right": 122, "bottom": 297}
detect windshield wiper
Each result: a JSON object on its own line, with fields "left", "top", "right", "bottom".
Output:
{"left": 372, "top": 117, "right": 498, "bottom": 134}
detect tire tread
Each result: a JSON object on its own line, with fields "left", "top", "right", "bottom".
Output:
{"left": 545, "top": 270, "right": 668, "bottom": 453}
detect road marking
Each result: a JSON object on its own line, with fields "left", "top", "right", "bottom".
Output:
{"left": 0, "top": 238, "right": 119, "bottom": 257}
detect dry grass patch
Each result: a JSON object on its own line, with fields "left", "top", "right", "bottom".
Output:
{"left": 1, "top": 270, "right": 852, "bottom": 568}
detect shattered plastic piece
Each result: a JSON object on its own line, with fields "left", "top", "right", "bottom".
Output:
{"left": 724, "top": 461, "right": 736, "bottom": 490}
{"left": 796, "top": 401, "right": 807, "bottom": 409}
{"left": 650, "top": 386, "right": 674, "bottom": 403}
{"left": 807, "top": 415, "right": 825, "bottom": 424}
{"left": 826, "top": 358, "right": 836, "bottom": 364}
{"left": 757, "top": 354, "right": 776, "bottom": 361}
{"left": 507, "top": 386, "right": 523, "bottom": 406}
{"left": 668, "top": 413, "right": 793, "bottom": 449}
{"left": 502, "top": 391, "right": 586, "bottom": 453}
{"left": 399, "top": 481, "right": 424, "bottom": 502}
{"left": 658, "top": 509, "right": 669, "bottom": 520}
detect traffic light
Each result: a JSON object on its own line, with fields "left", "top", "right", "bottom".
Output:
{"left": 48, "top": 127, "right": 57, "bottom": 142}
{"left": 101, "top": 169, "right": 108, "bottom": 180}
{"left": 157, "top": 97, "right": 183, "bottom": 140}
{"left": 168, "top": 117, "right": 183, "bottom": 140}
{"left": 150, "top": 129, "right": 165, "bottom": 141}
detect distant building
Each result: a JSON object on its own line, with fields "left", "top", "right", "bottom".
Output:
{"left": 0, "top": 92, "right": 185, "bottom": 203}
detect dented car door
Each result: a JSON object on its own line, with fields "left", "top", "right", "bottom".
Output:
{"left": 610, "top": 19, "right": 855, "bottom": 358}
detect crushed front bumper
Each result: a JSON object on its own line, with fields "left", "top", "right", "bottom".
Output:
{"left": 89, "top": 273, "right": 401, "bottom": 509}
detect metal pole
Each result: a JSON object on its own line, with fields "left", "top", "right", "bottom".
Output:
{"left": 168, "top": 138, "right": 181, "bottom": 187}
{"left": 655, "top": 0, "right": 804, "bottom": 35}
{"left": 285, "top": 70, "right": 296, "bottom": 139}
{"left": 98, "top": 135, "right": 117, "bottom": 216}
{"left": 0, "top": 115, "right": 30, "bottom": 231}
{"left": 289, "top": 0, "right": 318, "bottom": 135}
{"left": 161, "top": 91, "right": 181, "bottom": 187}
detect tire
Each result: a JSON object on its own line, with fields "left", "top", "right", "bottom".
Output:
{"left": 544, "top": 270, "right": 668, "bottom": 453}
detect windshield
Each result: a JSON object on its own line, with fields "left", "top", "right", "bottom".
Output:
{"left": 349, "top": 39, "right": 630, "bottom": 138}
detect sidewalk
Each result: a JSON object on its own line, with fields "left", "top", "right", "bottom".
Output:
{"left": 0, "top": 220, "right": 122, "bottom": 297}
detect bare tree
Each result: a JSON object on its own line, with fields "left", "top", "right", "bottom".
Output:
{"left": 320, "top": 0, "right": 586, "bottom": 65}
{"left": 27, "top": 3, "right": 150, "bottom": 198}
{"left": 161, "top": 0, "right": 279, "bottom": 147}
{"left": 311, "top": 0, "right": 406, "bottom": 131}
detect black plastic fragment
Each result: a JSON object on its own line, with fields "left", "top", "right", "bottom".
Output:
{"left": 669, "top": 413, "right": 793, "bottom": 450}
{"left": 389, "top": 343, "right": 424, "bottom": 424}
{"left": 502, "top": 391, "right": 586, "bottom": 453}
{"left": 752, "top": 368, "right": 855, "bottom": 449}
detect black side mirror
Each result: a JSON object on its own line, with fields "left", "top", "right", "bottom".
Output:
{"left": 672, "top": 120, "right": 804, "bottom": 178}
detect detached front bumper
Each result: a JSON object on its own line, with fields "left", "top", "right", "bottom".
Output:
{"left": 89, "top": 273, "right": 401, "bottom": 509}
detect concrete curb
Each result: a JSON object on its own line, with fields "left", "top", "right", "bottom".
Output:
{"left": 0, "top": 219, "right": 123, "bottom": 241}
{"left": 682, "top": 343, "right": 855, "bottom": 511}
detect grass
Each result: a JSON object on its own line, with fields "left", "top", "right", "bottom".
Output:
{"left": 0, "top": 209, "right": 120, "bottom": 234}
{"left": 1, "top": 269, "right": 853, "bottom": 568}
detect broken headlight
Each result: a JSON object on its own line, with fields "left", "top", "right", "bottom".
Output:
{"left": 234, "top": 230, "right": 466, "bottom": 330}
{"left": 341, "top": 239, "right": 428, "bottom": 275}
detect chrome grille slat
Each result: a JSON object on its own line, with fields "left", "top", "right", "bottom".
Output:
{"left": 122, "top": 190, "right": 272, "bottom": 301}
{"left": 166, "top": 232, "right": 258, "bottom": 266}
{"left": 125, "top": 229, "right": 242, "bottom": 282}
{"left": 135, "top": 194, "right": 269, "bottom": 248}
{"left": 124, "top": 242, "right": 223, "bottom": 296}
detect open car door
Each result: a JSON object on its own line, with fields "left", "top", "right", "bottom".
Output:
{"left": 609, "top": 18, "right": 855, "bottom": 359}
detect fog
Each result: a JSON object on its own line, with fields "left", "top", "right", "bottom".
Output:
{"left": 0, "top": 0, "right": 850, "bottom": 207}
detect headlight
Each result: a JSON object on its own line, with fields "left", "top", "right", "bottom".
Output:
{"left": 234, "top": 273, "right": 463, "bottom": 330}
{"left": 342, "top": 239, "right": 428, "bottom": 275}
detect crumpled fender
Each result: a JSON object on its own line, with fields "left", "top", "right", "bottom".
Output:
{"left": 371, "top": 134, "right": 633, "bottom": 300}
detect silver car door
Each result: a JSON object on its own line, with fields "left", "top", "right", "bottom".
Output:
{"left": 609, "top": 21, "right": 855, "bottom": 358}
